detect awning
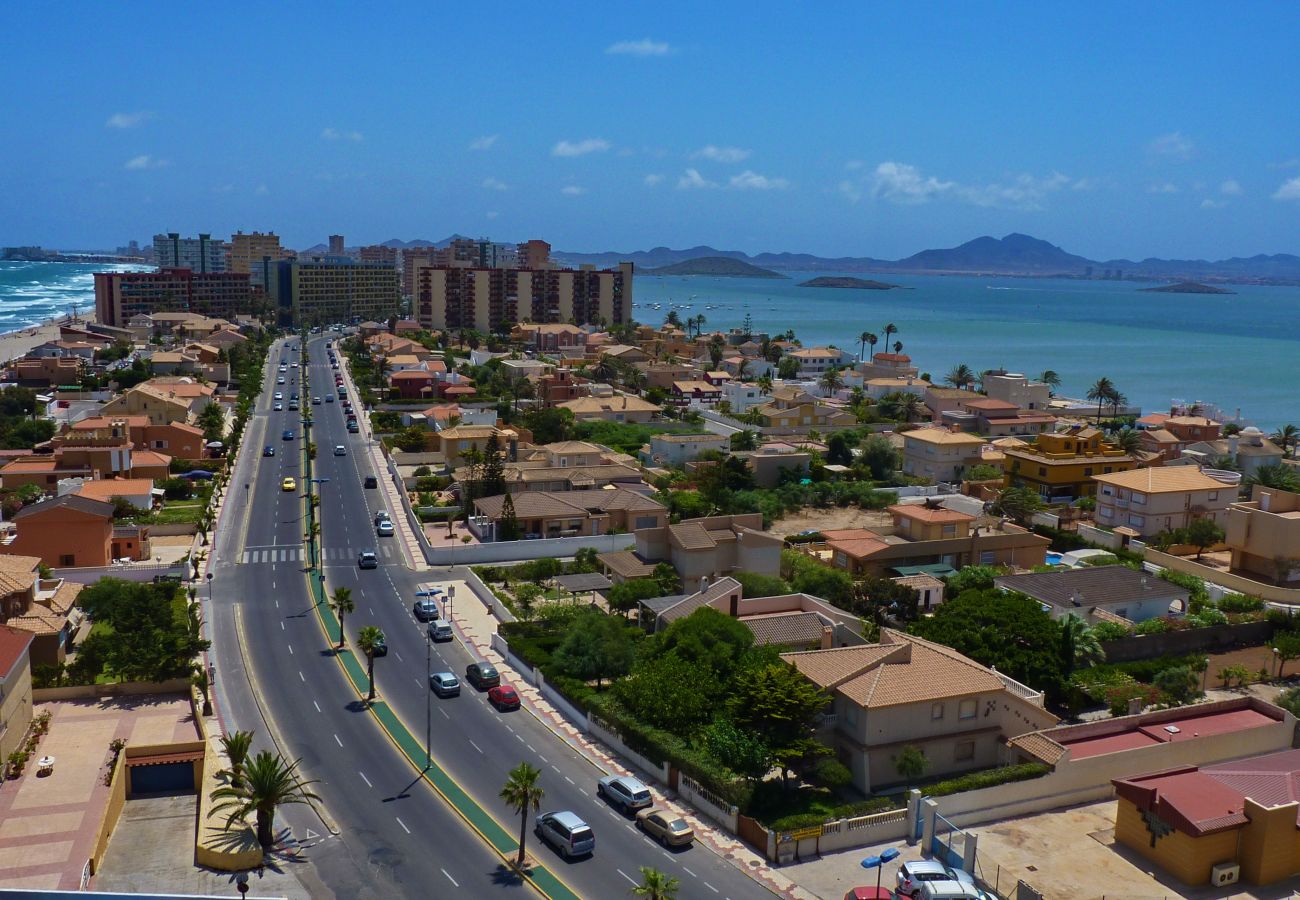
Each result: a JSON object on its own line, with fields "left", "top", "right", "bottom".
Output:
{"left": 890, "top": 563, "right": 957, "bottom": 577}
{"left": 125, "top": 750, "right": 204, "bottom": 767}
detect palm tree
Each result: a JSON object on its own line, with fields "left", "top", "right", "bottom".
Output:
{"left": 632, "top": 867, "right": 681, "bottom": 899}
{"left": 1059, "top": 614, "right": 1105, "bottom": 673}
{"left": 1112, "top": 427, "right": 1142, "bottom": 454}
{"left": 818, "top": 367, "right": 844, "bottom": 395}
{"left": 1246, "top": 463, "right": 1300, "bottom": 493}
{"left": 945, "top": 364, "right": 975, "bottom": 390}
{"left": 191, "top": 666, "right": 212, "bottom": 716}
{"left": 1086, "top": 377, "right": 1115, "bottom": 424}
{"left": 220, "top": 730, "right": 254, "bottom": 789}
{"left": 500, "top": 761, "right": 544, "bottom": 868}
{"left": 755, "top": 374, "right": 773, "bottom": 396}
{"left": 592, "top": 354, "right": 616, "bottom": 383}
{"left": 858, "top": 331, "right": 871, "bottom": 363}
{"left": 665, "top": 310, "right": 681, "bottom": 328}
{"left": 357, "top": 626, "right": 385, "bottom": 703}
{"left": 707, "top": 335, "right": 725, "bottom": 371}
{"left": 1272, "top": 424, "right": 1300, "bottom": 459}
{"left": 863, "top": 331, "right": 878, "bottom": 362}
{"left": 1108, "top": 390, "right": 1127, "bottom": 418}
{"left": 209, "top": 750, "right": 320, "bottom": 849}
{"left": 881, "top": 323, "right": 897, "bottom": 355}
{"left": 330, "top": 588, "right": 355, "bottom": 649}
{"left": 1039, "top": 370, "right": 1061, "bottom": 395}
{"left": 734, "top": 357, "right": 750, "bottom": 380}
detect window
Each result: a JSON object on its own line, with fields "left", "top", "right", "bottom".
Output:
{"left": 1128, "top": 515, "right": 1145, "bottom": 527}
{"left": 59, "top": 554, "right": 74, "bottom": 566}
{"left": 1208, "top": 491, "right": 1218, "bottom": 501}
{"left": 942, "top": 525, "right": 956, "bottom": 537}
{"left": 959, "top": 698, "right": 977, "bottom": 719}
{"left": 1038, "top": 467, "right": 1047, "bottom": 477}
{"left": 1084, "top": 467, "right": 1093, "bottom": 477}
{"left": 980, "top": 551, "right": 996, "bottom": 565}
{"left": 954, "top": 741, "right": 975, "bottom": 762}
{"left": 1131, "top": 492, "right": 1146, "bottom": 505}
{"left": 931, "top": 703, "right": 944, "bottom": 720}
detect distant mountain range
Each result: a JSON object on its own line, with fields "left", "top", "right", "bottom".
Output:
{"left": 642, "top": 256, "right": 786, "bottom": 278}
{"left": 291, "top": 232, "right": 1300, "bottom": 283}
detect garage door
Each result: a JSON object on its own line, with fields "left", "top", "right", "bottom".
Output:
{"left": 129, "top": 762, "right": 195, "bottom": 795}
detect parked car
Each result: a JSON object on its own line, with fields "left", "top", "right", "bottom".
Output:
{"left": 897, "top": 861, "right": 976, "bottom": 897}
{"left": 635, "top": 807, "right": 694, "bottom": 847}
{"left": 917, "top": 882, "right": 983, "bottom": 900}
{"left": 465, "top": 662, "right": 500, "bottom": 690}
{"left": 597, "top": 775, "right": 653, "bottom": 813}
{"left": 413, "top": 599, "right": 439, "bottom": 621}
{"left": 428, "top": 619, "right": 453, "bottom": 642}
{"left": 334, "top": 445, "right": 346, "bottom": 456}
{"left": 843, "top": 890, "right": 893, "bottom": 900}
{"left": 347, "top": 421, "right": 360, "bottom": 433}
{"left": 429, "top": 672, "right": 460, "bottom": 697}
{"left": 263, "top": 446, "right": 275, "bottom": 457}
{"left": 534, "top": 811, "right": 595, "bottom": 860}
{"left": 281, "top": 477, "right": 296, "bottom": 492}
{"left": 488, "top": 684, "right": 520, "bottom": 710}
{"left": 376, "top": 520, "right": 394, "bottom": 537}
{"left": 357, "top": 550, "right": 378, "bottom": 569}
{"left": 364, "top": 475, "right": 378, "bottom": 488}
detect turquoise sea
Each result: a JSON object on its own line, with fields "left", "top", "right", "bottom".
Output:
{"left": 633, "top": 272, "right": 1300, "bottom": 430}
{"left": 0, "top": 260, "right": 143, "bottom": 332}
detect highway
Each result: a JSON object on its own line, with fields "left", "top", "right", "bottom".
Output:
{"left": 208, "top": 331, "right": 774, "bottom": 899}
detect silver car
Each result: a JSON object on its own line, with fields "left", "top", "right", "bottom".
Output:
{"left": 429, "top": 672, "right": 460, "bottom": 697}
{"left": 596, "top": 775, "right": 653, "bottom": 813}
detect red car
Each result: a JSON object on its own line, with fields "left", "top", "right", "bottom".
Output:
{"left": 488, "top": 684, "right": 520, "bottom": 711}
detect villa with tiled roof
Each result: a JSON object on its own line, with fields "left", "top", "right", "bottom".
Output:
{"left": 782, "top": 629, "right": 1057, "bottom": 793}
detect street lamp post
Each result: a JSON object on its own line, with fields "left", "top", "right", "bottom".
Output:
{"left": 205, "top": 572, "right": 214, "bottom": 608}
{"left": 860, "top": 846, "right": 900, "bottom": 895}
{"left": 416, "top": 589, "right": 438, "bottom": 770}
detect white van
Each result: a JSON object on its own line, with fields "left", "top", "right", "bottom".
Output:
{"left": 919, "top": 881, "right": 983, "bottom": 900}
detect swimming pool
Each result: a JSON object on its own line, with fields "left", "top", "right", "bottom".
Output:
{"left": 1045, "top": 552, "right": 1064, "bottom": 566}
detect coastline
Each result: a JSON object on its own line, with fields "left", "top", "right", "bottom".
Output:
{"left": 0, "top": 312, "right": 99, "bottom": 366}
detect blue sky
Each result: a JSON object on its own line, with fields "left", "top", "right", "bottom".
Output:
{"left": 2, "top": 2, "right": 1298, "bottom": 259}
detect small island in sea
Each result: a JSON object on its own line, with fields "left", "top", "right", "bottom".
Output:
{"left": 642, "top": 256, "right": 787, "bottom": 278}
{"left": 799, "top": 276, "right": 902, "bottom": 290}
{"left": 1139, "top": 280, "right": 1236, "bottom": 295}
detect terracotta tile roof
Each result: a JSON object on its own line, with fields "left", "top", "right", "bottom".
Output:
{"left": 1141, "top": 428, "right": 1181, "bottom": 443}
{"left": 0, "top": 624, "right": 33, "bottom": 679}
{"left": 45, "top": 581, "right": 84, "bottom": 616}
{"left": 598, "top": 550, "right": 657, "bottom": 578}
{"left": 6, "top": 611, "right": 66, "bottom": 636}
{"left": 545, "top": 441, "right": 604, "bottom": 454}
{"left": 903, "top": 428, "right": 987, "bottom": 447}
{"left": 1007, "top": 731, "right": 1069, "bottom": 766}
{"left": 74, "top": 478, "right": 155, "bottom": 501}
{"left": 668, "top": 521, "right": 715, "bottom": 551}
{"left": 1093, "top": 467, "right": 1231, "bottom": 493}
{"left": 825, "top": 537, "right": 891, "bottom": 560}
{"left": 657, "top": 577, "right": 742, "bottom": 624}
{"left": 71, "top": 415, "right": 150, "bottom": 430}
{"left": 743, "top": 612, "right": 826, "bottom": 648}
{"left": 0, "top": 555, "right": 39, "bottom": 596}
{"left": 962, "top": 398, "right": 1019, "bottom": 411}
{"left": 888, "top": 504, "right": 975, "bottom": 524}
{"left": 131, "top": 450, "right": 172, "bottom": 469}
{"left": 13, "top": 494, "right": 114, "bottom": 521}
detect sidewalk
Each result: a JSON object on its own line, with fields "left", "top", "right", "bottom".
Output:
{"left": 439, "top": 576, "right": 819, "bottom": 900}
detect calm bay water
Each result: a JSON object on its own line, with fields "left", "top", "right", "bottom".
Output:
{"left": 634, "top": 272, "right": 1300, "bottom": 430}
{"left": 0, "top": 260, "right": 142, "bottom": 332}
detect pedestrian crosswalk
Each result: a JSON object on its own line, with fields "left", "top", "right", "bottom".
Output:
{"left": 238, "top": 544, "right": 396, "bottom": 564}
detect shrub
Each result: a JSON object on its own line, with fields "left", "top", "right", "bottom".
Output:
{"left": 923, "top": 763, "right": 1051, "bottom": 797}
{"left": 1091, "top": 621, "right": 1132, "bottom": 642}
{"left": 1187, "top": 607, "right": 1228, "bottom": 628}
{"left": 809, "top": 757, "right": 853, "bottom": 790}
{"left": 1134, "top": 618, "right": 1170, "bottom": 635}
{"left": 1105, "top": 682, "right": 1161, "bottom": 716}
{"left": 413, "top": 465, "right": 432, "bottom": 477}
{"left": 1277, "top": 687, "right": 1300, "bottom": 718}
{"left": 1158, "top": 569, "right": 1210, "bottom": 607}
{"left": 1217, "top": 593, "right": 1265, "bottom": 613}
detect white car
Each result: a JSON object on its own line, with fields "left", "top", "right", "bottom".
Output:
{"left": 897, "top": 861, "right": 977, "bottom": 897}
{"left": 596, "top": 775, "right": 653, "bottom": 813}
{"left": 376, "top": 520, "right": 395, "bottom": 537}
{"left": 334, "top": 445, "right": 346, "bottom": 456}
{"left": 273, "top": 392, "right": 283, "bottom": 400}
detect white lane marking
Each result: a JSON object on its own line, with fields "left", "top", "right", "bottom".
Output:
{"left": 469, "top": 739, "right": 484, "bottom": 754}
{"left": 704, "top": 883, "right": 719, "bottom": 894}
{"left": 439, "top": 708, "right": 450, "bottom": 719}
{"left": 579, "top": 788, "right": 589, "bottom": 797}
{"left": 551, "top": 765, "right": 560, "bottom": 774}
{"left": 504, "top": 724, "right": 514, "bottom": 733}
{"left": 274, "top": 600, "right": 279, "bottom": 608}
{"left": 538, "top": 754, "right": 548, "bottom": 763}
{"left": 298, "top": 671, "right": 305, "bottom": 682}
{"left": 564, "top": 776, "right": 574, "bottom": 785}
{"left": 287, "top": 644, "right": 294, "bottom": 655}
{"left": 441, "top": 868, "right": 459, "bottom": 887}
{"left": 395, "top": 651, "right": 402, "bottom": 663}
{"left": 617, "top": 869, "right": 637, "bottom": 886}
{"left": 515, "top": 734, "right": 525, "bottom": 744}
{"left": 333, "top": 734, "right": 343, "bottom": 748}
{"left": 359, "top": 771, "right": 372, "bottom": 788}
{"left": 280, "top": 622, "right": 285, "bottom": 631}
{"left": 313, "top": 700, "right": 321, "bottom": 713}
{"left": 683, "top": 866, "right": 697, "bottom": 878}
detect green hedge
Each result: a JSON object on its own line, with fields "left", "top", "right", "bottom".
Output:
{"left": 923, "top": 762, "right": 1050, "bottom": 798}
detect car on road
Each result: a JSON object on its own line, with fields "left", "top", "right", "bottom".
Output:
{"left": 312, "top": 397, "right": 321, "bottom": 405}
{"left": 370, "top": 634, "right": 387, "bottom": 656}
{"left": 427, "top": 619, "right": 453, "bottom": 642}
{"left": 288, "top": 400, "right": 299, "bottom": 410}
{"left": 465, "top": 662, "right": 500, "bottom": 690}
{"left": 534, "top": 811, "right": 595, "bottom": 860}
{"left": 357, "top": 550, "right": 378, "bottom": 569}
{"left": 325, "top": 394, "right": 333, "bottom": 403}
{"left": 413, "top": 599, "right": 439, "bottom": 621}
{"left": 347, "top": 421, "right": 360, "bottom": 433}
{"left": 274, "top": 392, "right": 283, "bottom": 400}
{"left": 487, "top": 684, "right": 520, "bottom": 711}
{"left": 842, "top": 890, "right": 893, "bottom": 900}
{"left": 897, "top": 861, "right": 977, "bottom": 897}
{"left": 333, "top": 445, "right": 346, "bottom": 456}
{"left": 374, "top": 511, "right": 390, "bottom": 526}
{"left": 277, "top": 376, "right": 285, "bottom": 384}
{"left": 273, "top": 402, "right": 284, "bottom": 411}
{"left": 596, "top": 775, "right": 653, "bottom": 813}
{"left": 376, "top": 519, "right": 394, "bottom": 537}
{"left": 291, "top": 362, "right": 299, "bottom": 368}
{"left": 429, "top": 672, "right": 460, "bottom": 697}
{"left": 363, "top": 475, "right": 377, "bottom": 488}
{"left": 281, "top": 477, "right": 296, "bottom": 492}
{"left": 263, "top": 445, "right": 275, "bottom": 457}
{"left": 282, "top": 430, "right": 294, "bottom": 441}
{"left": 635, "top": 807, "right": 694, "bottom": 847}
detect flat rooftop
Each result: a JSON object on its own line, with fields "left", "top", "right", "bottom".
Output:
{"left": 1059, "top": 706, "right": 1278, "bottom": 760}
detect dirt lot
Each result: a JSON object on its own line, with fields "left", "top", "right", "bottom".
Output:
{"left": 770, "top": 507, "right": 893, "bottom": 538}
{"left": 975, "top": 799, "right": 1300, "bottom": 899}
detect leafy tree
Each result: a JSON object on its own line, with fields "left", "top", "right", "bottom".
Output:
{"left": 330, "top": 588, "right": 355, "bottom": 649}
{"left": 777, "top": 356, "right": 800, "bottom": 380}
{"left": 1274, "top": 631, "right": 1300, "bottom": 678}
{"left": 220, "top": 730, "right": 254, "bottom": 789}
{"left": 1058, "top": 614, "right": 1105, "bottom": 674}
{"left": 850, "top": 575, "right": 920, "bottom": 624}
{"left": 480, "top": 434, "right": 507, "bottom": 497}
{"left": 858, "top": 434, "right": 898, "bottom": 480}
{"left": 910, "top": 589, "right": 1067, "bottom": 698}
{"left": 966, "top": 463, "right": 1003, "bottom": 482}
{"left": 522, "top": 406, "right": 575, "bottom": 444}
{"left": 1039, "top": 370, "right": 1061, "bottom": 393}
{"left": 197, "top": 402, "right": 226, "bottom": 443}
{"left": 1184, "top": 517, "right": 1225, "bottom": 560}
{"left": 393, "top": 425, "right": 428, "bottom": 452}
{"left": 606, "top": 578, "right": 670, "bottom": 615}
{"left": 357, "top": 626, "right": 385, "bottom": 702}
{"left": 895, "top": 745, "right": 928, "bottom": 782}
{"left": 79, "top": 580, "right": 209, "bottom": 682}
{"left": 1086, "top": 377, "right": 1117, "bottom": 424}
{"left": 810, "top": 757, "right": 853, "bottom": 790}
{"left": 783, "top": 551, "right": 854, "bottom": 608}
{"left": 1111, "top": 427, "right": 1142, "bottom": 454}
{"left": 1276, "top": 686, "right": 1300, "bottom": 718}
{"left": 1154, "top": 666, "right": 1199, "bottom": 704}
{"left": 730, "top": 429, "right": 759, "bottom": 451}
{"left": 650, "top": 607, "right": 758, "bottom": 678}
{"left": 497, "top": 493, "right": 521, "bottom": 541}
{"left": 209, "top": 751, "right": 320, "bottom": 848}
{"left": 945, "top": 364, "right": 975, "bottom": 390}
{"left": 730, "top": 662, "right": 829, "bottom": 788}
{"left": 652, "top": 561, "right": 680, "bottom": 595}
{"left": 613, "top": 652, "right": 717, "bottom": 732}
{"left": 570, "top": 547, "right": 600, "bottom": 574}
{"left": 1271, "top": 424, "right": 1299, "bottom": 459}
{"left": 992, "top": 486, "right": 1045, "bottom": 523}
{"left": 701, "top": 719, "right": 771, "bottom": 781}
{"left": 632, "top": 867, "right": 680, "bottom": 899}
{"left": 553, "top": 610, "right": 637, "bottom": 688}
{"left": 825, "top": 432, "right": 853, "bottom": 466}
{"left": 818, "top": 367, "right": 844, "bottom": 395}
{"left": 732, "top": 571, "right": 793, "bottom": 599}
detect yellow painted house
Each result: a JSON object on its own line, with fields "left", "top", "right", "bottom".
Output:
{"left": 1002, "top": 425, "right": 1139, "bottom": 501}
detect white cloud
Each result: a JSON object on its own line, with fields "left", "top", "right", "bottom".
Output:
{"left": 321, "top": 127, "right": 363, "bottom": 142}
{"left": 561, "top": 185, "right": 587, "bottom": 196}
{"left": 124, "top": 155, "right": 169, "bottom": 170}
{"left": 1147, "top": 182, "right": 1180, "bottom": 194}
{"left": 845, "top": 160, "right": 865, "bottom": 171}
{"left": 1147, "top": 131, "right": 1194, "bottom": 161}
{"left": 482, "top": 177, "right": 509, "bottom": 192}
{"left": 844, "top": 162, "right": 1086, "bottom": 209}
{"left": 468, "top": 134, "right": 498, "bottom": 151}
{"left": 1269, "top": 158, "right": 1300, "bottom": 170}
{"left": 1219, "top": 179, "right": 1243, "bottom": 196}
{"left": 106, "top": 111, "right": 151, "bottom": 129}
{"left": 693, "top": 145, "right": 750, "bottom": 164}
{"left": 644, "top": 174, "right": 665, "bottom": 187}
{"left": 605, "top": 38, "right": 672, "bottom": 57}
{"left": 1273, "top": 177, "right": 1300, "bottom": 201}
{"left": 870, "top": 162, "right": 955, "bottom": 204}
{"left": 729, "top": 170, "right": 789, "bottom": 191}
{"left": 676, "top": 168, "right": 717, "bottom": 190}
{"left": 552, "top": 138, "right": 611, "bottom": 157}
{"left": 1200, "top": 198, "right": 1227, "bottom": 209}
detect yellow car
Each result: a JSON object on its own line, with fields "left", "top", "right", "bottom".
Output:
{"left": 635, "top": 806, "right": 695, "bottom": 847}
{"left": 281, "top": 477, "right": 297, "bottom": 492}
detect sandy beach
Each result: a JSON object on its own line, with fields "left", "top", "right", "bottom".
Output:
{"left": 0, "top": 312, "right": 99, "bottom": 366}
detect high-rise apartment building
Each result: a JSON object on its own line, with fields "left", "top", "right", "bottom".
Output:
{"left": 328, "top": 235, "right": 345, "bottom": 256}
{"left": 94, "top": 269, "right": 252, "bottom": 327}
{"left": 358, "top": 244, "right": 398, "bottom": 265}
{"left": 228, "top": 231, "right": 283, "bottom": 289}
{"left": 416, "top": 262, "right": 632, "bottom": 334}
{"left": 401, "top": 248, "right": 436, "bottom": 297}
{"left": 153, "top": 233, "right": 226, "bottom": 273}
{"left": 270, "top": 258, "right": 401, "bottom": 326}
{"left": 518, "top": 239, "right": 551, "bottom": 270}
